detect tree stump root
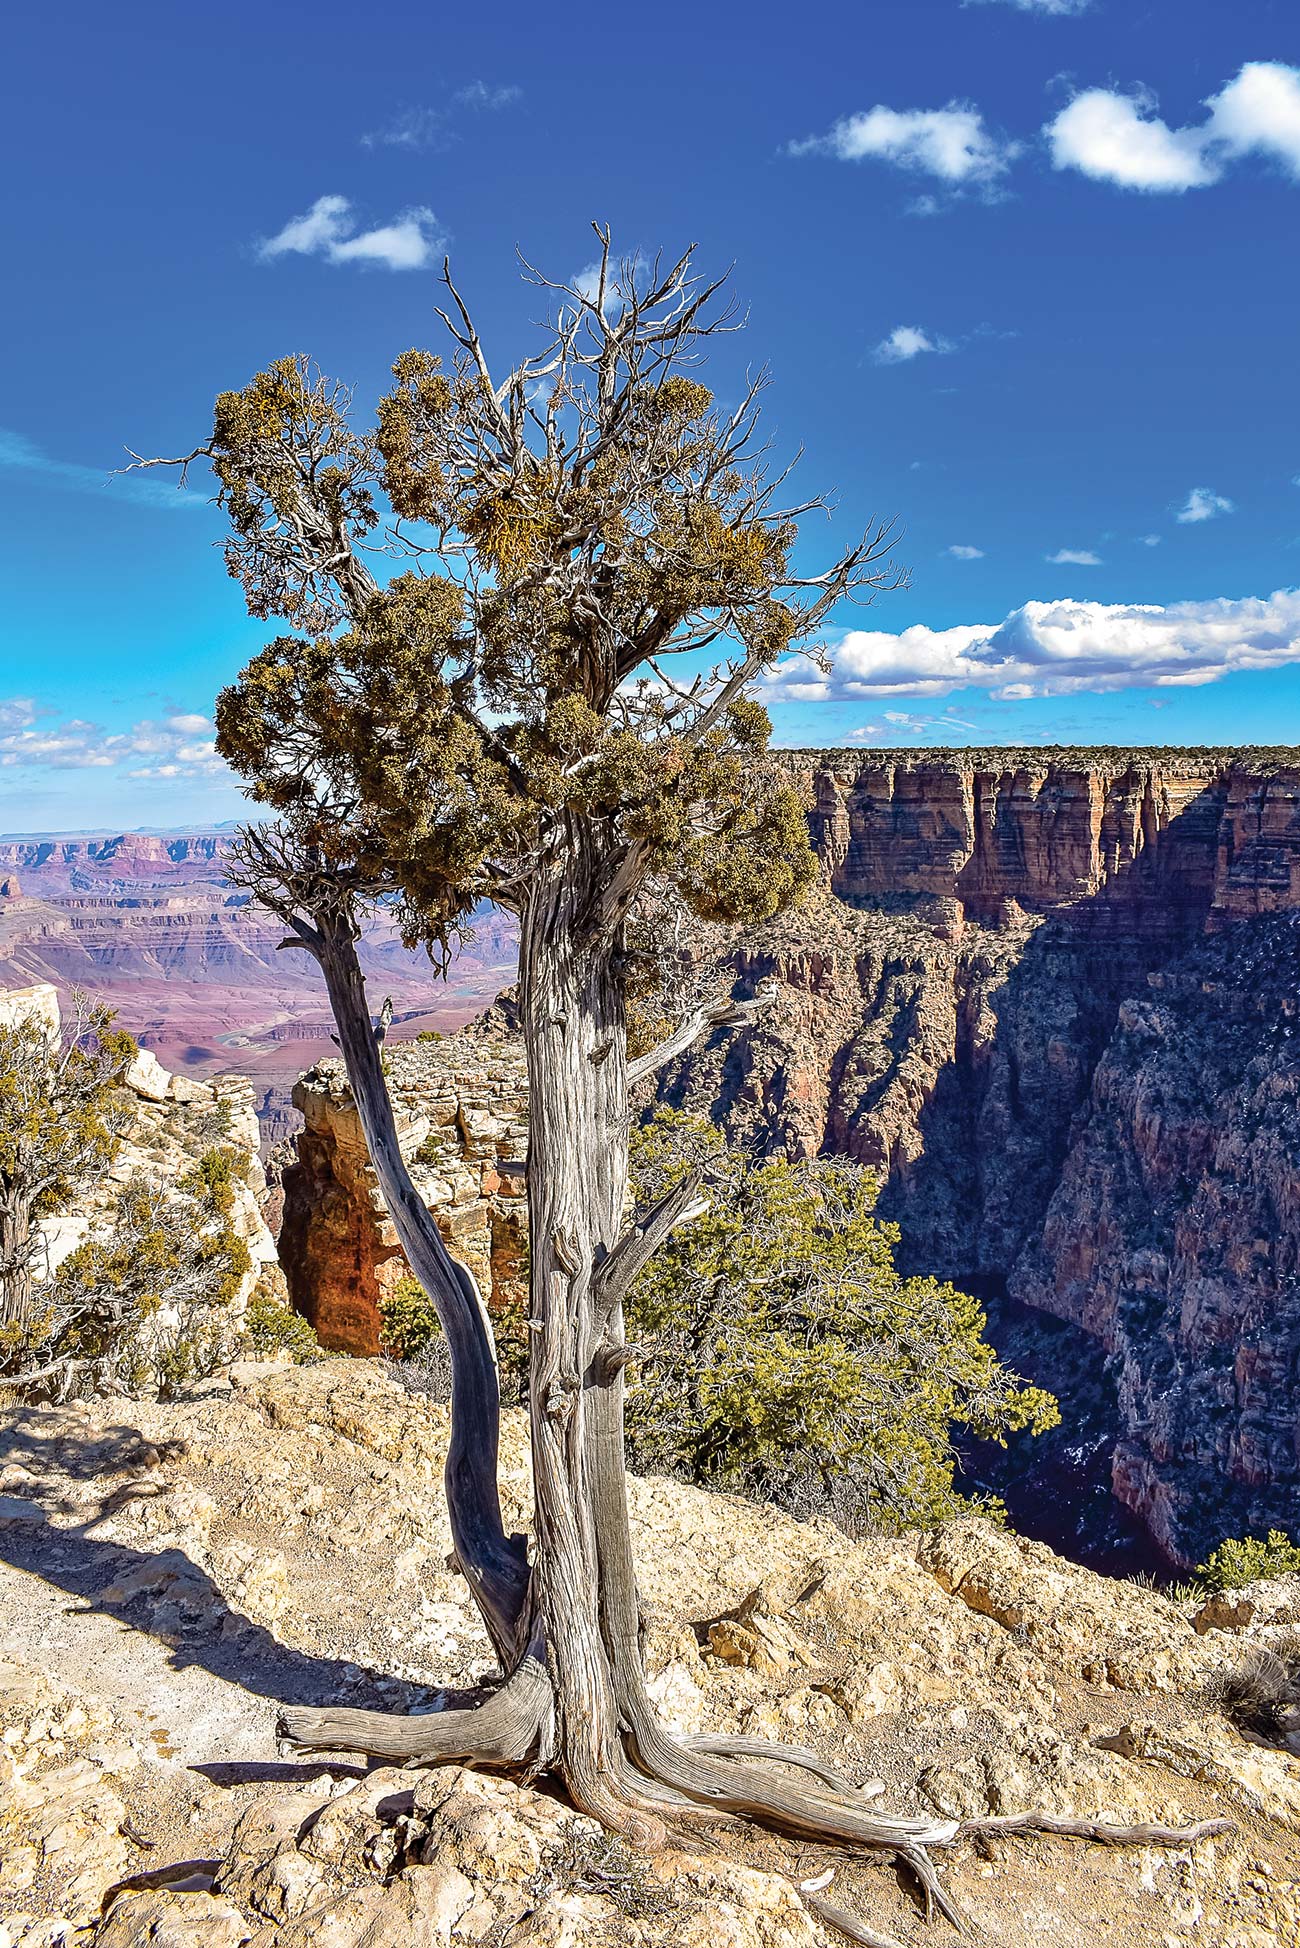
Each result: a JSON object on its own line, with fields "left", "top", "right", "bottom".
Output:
{"left": 274, "top": 1683, "right": 1233, "bottom": 1942}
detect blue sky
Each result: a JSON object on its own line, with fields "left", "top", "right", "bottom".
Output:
{"left": 1, "top": 0, "right": 1298, "bottom": 831}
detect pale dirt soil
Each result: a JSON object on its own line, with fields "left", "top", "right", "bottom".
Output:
{"left": 2, "top": 1360, "right": 1298, "bottom": 1947}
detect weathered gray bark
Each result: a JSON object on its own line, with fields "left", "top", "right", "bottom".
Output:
{"left": 515, "top": 840, "right": 660, "bottom": 1832}
{"left": 0, "top": 1188, "right": 34, "bottom": 1328}
{"left": 279, "top": 874, "right": 1229, "bottom": 1912}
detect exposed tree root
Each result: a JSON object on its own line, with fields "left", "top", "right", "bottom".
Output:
{"left": 801, "top": 1891, "right": 906, "bottom": 1948}
{"left": 275, "top": 1668, "right": 1235, "bottom": 1948}
{"left": 276, "top": 1646, "right": 551, "bottom": 1766}
{"left": 683, "top": 1733, "right": 875, "bottom": 1798}
{"left": 959, "top": 1811, "right": 1234, "bottom": 1847}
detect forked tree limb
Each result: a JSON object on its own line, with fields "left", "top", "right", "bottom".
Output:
{"left": 311, "top": 914, "right": 530, "bottom": 1661}
{"left": 625, "top": 982, "right": 780, "bottom": 1089}
{"left": 591, "top": 1168, "right": 708, "bottom": 1329}
{"left": 278, "top": 1645, "right": 552, "bottom": 1767}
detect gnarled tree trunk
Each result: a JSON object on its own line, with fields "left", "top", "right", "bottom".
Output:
{"left": 280, "top": 876, "right": 1228, "bottom": 1916}
{"left": 0, "top": 1187, "right": 34, "bottom": 1328}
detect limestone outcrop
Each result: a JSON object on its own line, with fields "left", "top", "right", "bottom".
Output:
{"left": 280, "top": 1039, "right": 527, "bottom": 1353}
{"left": 2, "top": 981, "right": 276, "bottom": 1316}
{"left": 1, "top": 1360, "right": 1298, "bottom": 1945}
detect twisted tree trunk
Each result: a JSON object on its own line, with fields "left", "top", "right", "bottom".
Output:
{"left": 0, "top": 1188, "right": 34, "bottom": 1329}
{"left": 279, "top": 873, "right": 1228, "bottom": 1929}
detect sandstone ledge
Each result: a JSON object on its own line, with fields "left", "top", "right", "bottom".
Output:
{"left": 1, "top": 1360, "right": 1298, "bottom": 1945}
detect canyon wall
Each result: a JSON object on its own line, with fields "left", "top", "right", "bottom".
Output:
{"left": 271, "top": 748, "right": 1300, "bottom": 1563}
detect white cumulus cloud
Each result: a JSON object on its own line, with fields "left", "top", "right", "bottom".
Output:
{"left": 759, "top": 589, "right": 1300, "bottom": 703}
{"left": 258, "top": 196, "right": 443, "bottom": 271}
{"left": 946, "top": 545, "right": 986, "bottom": 560}
{"left": 0, "top": 712, "right": 228, "bottom": 779}
{"left": 1046, "top": 62, "right": 1300, "bottom": 193}
{"left": 873, "top": 325, "right": 953, "bottom": 365}
{"left": 790, "top": 102, "right": 1018, "bottom": 190}
{"left": 1046, "top": 548, "right": 1101, "bottom": 565}
{"left": 1046, "top": 88, "right": 1217, "bottom": 191}
{"left": 1206, "top": 62, "right": 1300, "bottom": 179}
{"left": 1177, "top": 487, "right": 1234, "bottom": 524}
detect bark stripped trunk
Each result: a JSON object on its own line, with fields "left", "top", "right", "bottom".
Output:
{"left": 516, "top": 836, "right": 657, "bottom": 1829}
{"left": 0, "top": 1187, "right": 34, "bottom": 1330}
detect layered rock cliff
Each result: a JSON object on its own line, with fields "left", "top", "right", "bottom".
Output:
{"left": 656, "top": 750, "right": 1300, "bottom": 1562}
{"left": 272, "top": 748, "right": 1300, "bottom": 1564}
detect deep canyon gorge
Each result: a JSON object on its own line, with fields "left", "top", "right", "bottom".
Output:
{"left": 7, "top": 745, "right": 1300, "bottom": 1568}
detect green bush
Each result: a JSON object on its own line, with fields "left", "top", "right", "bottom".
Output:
{"left": 42, "top": 1149, "right": 252, "bottom": 1398}
{"left": 1196, "top": 1530, "right": 1300, "bottom": 1591}
{"left": 624, "top": 1110, "right": 1058, "bottom": 1534}
{"left": 240, "top": 1278, "right": 326, "bottom": 1364}
{"left": 378, "top": 1274, "right": 444, "bottom": 1364}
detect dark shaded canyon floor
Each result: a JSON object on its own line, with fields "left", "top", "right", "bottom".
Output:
{"left": 958, "top": 1284, "right": 1172, "bottom": 1582}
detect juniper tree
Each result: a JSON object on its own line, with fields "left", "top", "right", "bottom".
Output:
{"left": 625, "top": 1112, "right": 1059, "bottom": 1529}
{"left": 0, "top": 993, "right": 132, "bottom": 1335}
{"left": 132, "top": 232, "right": 1225, "bottom": 1927}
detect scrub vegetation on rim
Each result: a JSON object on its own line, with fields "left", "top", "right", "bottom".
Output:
{"left": 127, "top": 230, "right": 1228, "bottom": 1937}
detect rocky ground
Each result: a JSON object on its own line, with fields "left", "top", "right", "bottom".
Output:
{"left": 1, "top": 1362, "right": 1299, "bottom": 1946}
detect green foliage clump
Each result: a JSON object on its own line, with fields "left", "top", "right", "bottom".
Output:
{"left": 0, "top": 996, "right": 136, "bottom": 1331}
{"left": 1196, "top": 1530, "right": 1300, "bottom": 1592}
{"left": 624, "top": 1111, "right": 1059, "bottom": 1534}
{"left": 240, "top": 1275, "right": 326, "bottom": 1364}
{"left": 50, "top": 1148, "right": 252, "bottom": 1396}
{"left": 378, "top": 1274, "right": 444, "bottom": 1365}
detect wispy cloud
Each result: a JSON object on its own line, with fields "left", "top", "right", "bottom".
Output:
{"left": 1140, "top": 534, "right": 1162, "bottom": 547}
{"left": 1046, "top": 548, "right": 1101, "bottom": 565}
{"left": 1046, "top": 62, "right": 1300, "bottom": 193}
{"left": 0, "top": 429, "right": 205, "bottom": 511}
{"left": 452, "top": 80, "right": 521, "bottom": 110}
{"left": 789, "top": 102, "right": 1018, "bottom": 196}
{"left": 0, "top": 711, "right": 228, "bottom": 779}
{"left": 761, "top": 589, "right": 1300, "bottom": 703}
{"left": 257, "top": 195, "right": 444, "bottom": 271}
{"left": 873, "top": 325, "right": 953, "bottom": 365}
{"left": 1176, "top": 487, "right": 1234, "bottom": 524}
{"left": 847, "top": 707, "right": 982, "bottom": 744}
{"left": 362, "top": 81, "right": 521, "bottom": 150}
{"left": 946, "top": 544, "right": 986, "bottom": 560}
{"left": 964, "top": 0, "right": 1090, "bottom": 10}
